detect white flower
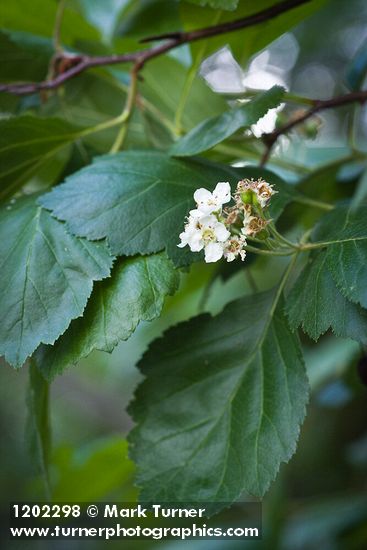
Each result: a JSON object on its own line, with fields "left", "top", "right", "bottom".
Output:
{"left": 178, "top": 213, "right": 230, "bottom": 262}
{"left": 194, "top": 182, "right": 231, "bottom": 214}
{"left": 177, "top": 178, "right": 276, "bottom": 265}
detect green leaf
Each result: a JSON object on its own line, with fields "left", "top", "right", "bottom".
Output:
{"left": 352, "top": 168, "right": 367, "bottom": 208}
{"left": 26, "top": 360, "right": 51, "bottom": 499}
{"left": 139, "top": 56, "right": 227, "bottom": 132}
{"left": 170, "top": 86, "right": 284, "bottom": 157}
{"left": 0, "top": 115, "right": 84, "bottom": 201}
{"left": 39, "top": 151, "right": 294, "bottom": 266}
{"left": 129, "top": 290, "right": 308, "bottom": 506}
{"left": 73, "top": 0, "right": 129, "bottom": 42}
{"left": 0, "top": 30, "right": 51, "bottom": 83}
{"left": 312, "top": 206, "right": 367, "bottom": 308}
{"left": 346, "top": 38, "right": 367, "bottom": 91}
{"left": 180, "top": 0, "right": 328, "bottom": 64}
{"left": 287, "top": 252, "right": 367, "bottom": 344}
{"left": 116, "top": 0, "right": 182, "bottom": 42}
{"left": 297, "top": 157, "right": 358, "bottom": 204}
{"left": 0, "top": 0, "right": 99, "bottom": 44}
{"left": 184, "top": 0, "right": 239, "bottom": 10}
{"left": 0, "top": 195, "right": 113, "bottom": 368}
{"left": 35, "top": 253, "right": 180, "bottom": 380}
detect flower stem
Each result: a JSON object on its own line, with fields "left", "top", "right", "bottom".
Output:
{"left": 109, "top": 68, "right": 139, "bottom": 153}
{"left": 53, "top": 0, "right": 66, "bottom": 53}
{"left": 244, "top": 244, "right": 295, "bottom": 256}
{"left": 268, "top": 223, "right": 299, "bottom": 249}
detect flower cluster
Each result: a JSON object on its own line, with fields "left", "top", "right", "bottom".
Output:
{"left": 178, "top": 178, "right": 276, "bottom": 263}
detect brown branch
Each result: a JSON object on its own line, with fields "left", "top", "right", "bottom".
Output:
{"left": 260, "top": 90, "right": 367, "bottom": 165}
{"left": 0, "top": 0, "right": 310, "bottom": 96}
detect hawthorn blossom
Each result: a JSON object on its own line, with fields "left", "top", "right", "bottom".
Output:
{"left": 177, "top": 178, "right": 276, "bottom": 264}
{"left": 178, "top": 213, "right": 230, "bottom": 262}
{"left": 193, "top": 181, "right": 231, "bottom": 214}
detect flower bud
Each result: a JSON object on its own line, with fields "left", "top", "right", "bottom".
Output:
{"left": 240, "top": 189, "right": 258, "bottom": 206}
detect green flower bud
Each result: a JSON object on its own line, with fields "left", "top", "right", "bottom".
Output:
{"left": 240, "top": 190, "right": 259, "bottom": 206}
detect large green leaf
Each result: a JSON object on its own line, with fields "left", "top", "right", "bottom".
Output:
{"left": 35, "top": 253, "right": 180, "bottom": 380}
{"left": 128, "top": 290, "right": 308, "bottom": 506}
{"left": 286, "top": 252, "right": 367, "bottom": 344}
{"left": 0, "top": 30, "right": 51, "bottom": 83}
{"left": 0, "top": 0, "right": 99, "bottom": 44}
{"left": 180, "top": 0, "right": 329, "bottom": 64}
{"left": 312, "top": 206, "right": 367, "bottom": 308}
{"left": 39, "top": 152, "right": 295, "bottom": 266}
{"left": 139, "top": 56, "right": 227, "bottom": 132}
{"left": 73, "top": 0, "right": 129, "bottom": 42}
{"left": 170, "top": 86, "right": 284, "bottom": 157}
{"left": 0, "top": 195, "right": 113, "bottom": 368}
{"left": 116, "top": 0, "right": 182, "bottom": 42}
{"left": 0, "top": 115, "right": 84, "bottom": 201}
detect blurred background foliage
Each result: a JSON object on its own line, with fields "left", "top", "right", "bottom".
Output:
{"left": 1, "top": 0, "right": 367, "bottom": 548}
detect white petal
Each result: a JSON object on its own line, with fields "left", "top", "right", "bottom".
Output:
{"left": 194, "top": 187, "right": 211, "bottom": 201}
{"left": 187, "top": 232, "right": 204, "bottom": 252}
{"left": 189, "top": 208, "right": 204, "bottom": 219}
{"left": 194, "top": 188, "right": 212, "bottom": 204}
{"left": 177, "top": 228, "right": 190, "bottom": 247}
{"left": 213, "top": 221, "right": 230, "bottom": 242}
{"left": 197, "top": 204, "right": 217, "bottom": 214}
{"left": 204, "top": 242, "right": 223, "bottom": 263}
{"left": 199, "top": 214, "right": 218, "bottom": 228}
{"left": 213, "top": 181, "right": 231, "bottom": 204}
{"left": 194, "top": 188, "right": 218, "bottom": 214}
{"left": 225, "top": 252, "right": 236, "bottom": 262}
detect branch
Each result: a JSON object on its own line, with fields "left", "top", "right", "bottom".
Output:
{"left": 261, "top": 90, "right": 367, "bottom": 164}
{"left": 0, "top": 0, "right": 310, "bottom": 96}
